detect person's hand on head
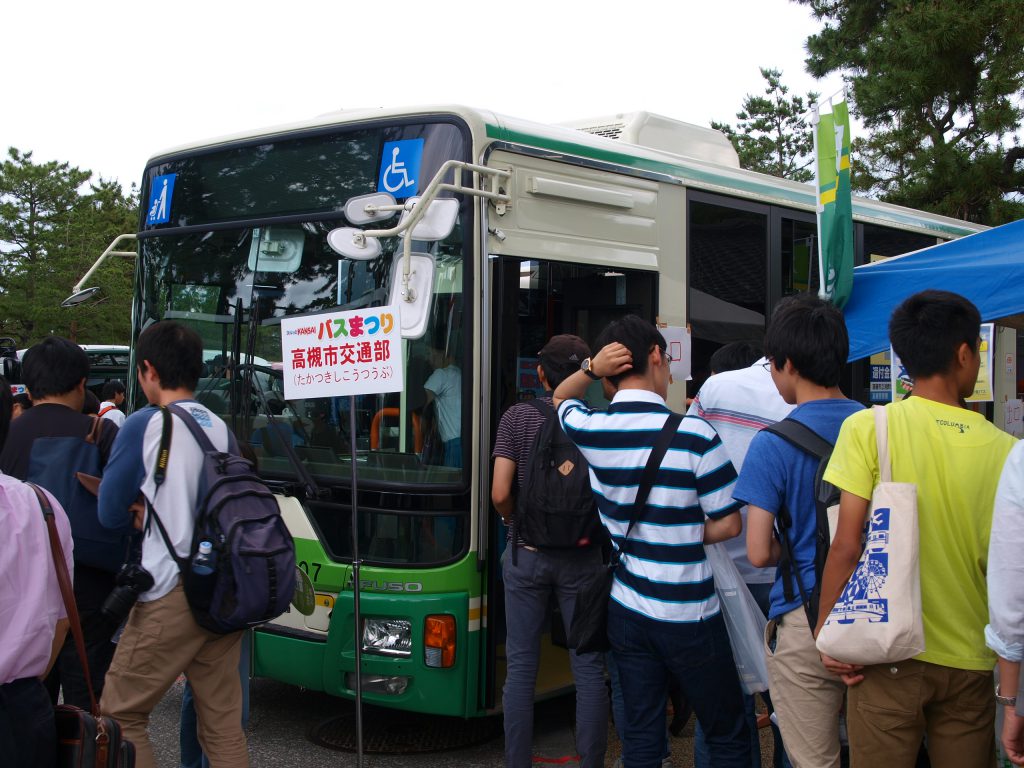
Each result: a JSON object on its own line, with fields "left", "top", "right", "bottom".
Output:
{"left": 592, "top": 342, "right": 633, "bottom": 379}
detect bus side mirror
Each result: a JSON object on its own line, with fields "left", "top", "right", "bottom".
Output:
{"left": 344, "top": 192, "right": 398, "bottom": 226}
{"left": 399, "top": 198, "right": 459, "bottom": 242}
{"left": 388, "top": 252, "right": 434, "bottom": 339}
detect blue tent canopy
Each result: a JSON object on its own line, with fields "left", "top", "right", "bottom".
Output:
{"left": 844, "top": 218, "right": 1024, "bottom": 361}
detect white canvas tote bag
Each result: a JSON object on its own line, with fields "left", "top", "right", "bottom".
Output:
{"left": 816, "top": 405, "right": 924, "bottom": 665}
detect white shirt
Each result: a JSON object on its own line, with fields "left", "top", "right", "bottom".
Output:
{"left": 99, "top": 401, "right": 231, "bottom": 602}
{"left": 98, "top": 400, "right": 126, "bottom": 427}
{"left": 687, "top": 359, "right": 794, "bottom": 584}
{"left": 986, "top": 439, "right": 1024, "bottom": 662}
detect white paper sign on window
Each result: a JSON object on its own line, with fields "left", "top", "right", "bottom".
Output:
{"left": 280, "top": 306, "right": 405, "bottom": 400}
{"left": 660, "top": 325, "right": 692, "bottom": 381}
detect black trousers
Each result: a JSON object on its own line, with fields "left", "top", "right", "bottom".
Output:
{"left": 0, "top": 677, "right": 56, "bottom": 768}
{"left": 44, "top": 609, "right": 116, "bottom": 710}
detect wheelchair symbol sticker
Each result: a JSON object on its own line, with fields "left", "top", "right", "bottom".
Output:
{"left": 378, "top": 140, "right": 423, "bottom": 199}
{"left": 146, "top": 173, "right": 176, "bottom": 225}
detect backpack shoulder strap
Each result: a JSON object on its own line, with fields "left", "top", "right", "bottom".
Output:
{"left": 761, "top": 416, "right": 835, "bottom": 632}
{"left": 146, "top": 406, "right": 189, "bottom": 573}
{"left": 522, "top": 397, "right": 555, "bottom": 421}
{"left": 85, "top": 414, "right": 105, "bottom": 444}
{"left": 761, "top": 417, "right": 833, "bottom": 459}
{"left": 98, "top": 405, "right": 116, "bottom": 417}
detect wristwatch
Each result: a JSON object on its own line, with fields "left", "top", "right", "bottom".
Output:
{"left": 996, "top": 684, "right": 1018, "bottom": 707}
{"left": 580, "top": 357, "right": 600, "bottom": 380}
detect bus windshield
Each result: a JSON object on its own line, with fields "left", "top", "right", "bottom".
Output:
{"left": 135, "top": 122, "right": 470, "bottom": 492}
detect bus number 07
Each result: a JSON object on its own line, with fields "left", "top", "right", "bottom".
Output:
{"left": 298, "top": 560, "right": 322, "bottom": 580}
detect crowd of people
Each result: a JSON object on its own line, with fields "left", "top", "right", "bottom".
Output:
{"left": 0, "top": 323, "right": 249, "bottom": 768}
{"left": 496, "top": 290, "right": 1024, "bottom": 768}
{"left": 2, "top": 288, "right": 1022, "bottom": 768}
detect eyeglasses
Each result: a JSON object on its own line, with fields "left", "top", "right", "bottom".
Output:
{"left": 662, "top": 348, "right": 674, "bottom": 363}
{"left": 761, "top": 358, "right": 774, "bottom": 371}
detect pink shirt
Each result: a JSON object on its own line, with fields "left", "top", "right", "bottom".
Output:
{"left": 0, "top": 474, "right": 73, "bottom": 683}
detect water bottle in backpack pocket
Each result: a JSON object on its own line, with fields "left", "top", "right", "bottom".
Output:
{"left": 149, "top": 404, "right": 296, "bottom": 634}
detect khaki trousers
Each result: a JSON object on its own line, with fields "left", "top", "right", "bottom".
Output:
{"left": 764, "top": 606, "right": 846, "bottom": 768}
{"left": 99, "top": 583, "right": 248, "bottom": 768}
{"left": 848, "top": 658, "right": 995, "bottom": 768}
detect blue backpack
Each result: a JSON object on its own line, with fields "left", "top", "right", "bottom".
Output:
{"left": 149, "top": 404, "right": 296, "bottom": 634}
{"left": 27, "top": 416, "right": 129, "bottom": 572}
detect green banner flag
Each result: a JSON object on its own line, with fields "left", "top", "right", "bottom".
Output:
{"left": 816, "top": 99, "right": 854, "bottom": 308}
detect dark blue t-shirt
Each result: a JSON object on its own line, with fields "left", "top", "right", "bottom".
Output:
{"left": 733, "top": 398, "right": 864, "bottom": 619}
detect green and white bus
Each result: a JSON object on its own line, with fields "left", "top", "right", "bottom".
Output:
{"left": 119, "top": 105, "right": 981, "bottom": 718}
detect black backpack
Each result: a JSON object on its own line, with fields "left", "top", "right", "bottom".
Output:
{"left": 760, "top": 417, "right": 840, "bottom": 629}
{"left": 513, "top": 400, "right": 604, "bottom": 553}
{"left": 149, "top": 404, "right": 296, "bottom": 634}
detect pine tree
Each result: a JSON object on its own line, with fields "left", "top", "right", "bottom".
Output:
{"left": 712, "top": 67, "right": 819, "bottom": 182}
{"left": 795, "top": 0, "right": 1024, "bottom": 224}
{"left": 0, "top": 148, "right": 138, "bottom": 346}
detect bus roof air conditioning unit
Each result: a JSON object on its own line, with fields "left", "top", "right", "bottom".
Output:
{"left": 562, "top": 112, "right": 740, "bottom": 168}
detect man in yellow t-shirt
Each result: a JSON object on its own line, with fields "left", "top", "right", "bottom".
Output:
{"left": 817, "top": 290, "right": 1017, "bottom": 768}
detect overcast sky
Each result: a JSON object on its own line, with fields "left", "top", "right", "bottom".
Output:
{"left": 5, "top": 0, "right": 845, "bottom": 191}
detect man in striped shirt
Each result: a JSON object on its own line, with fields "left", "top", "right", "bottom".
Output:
{"left": 554, "top": 315, "right": 751, "bottom": 768}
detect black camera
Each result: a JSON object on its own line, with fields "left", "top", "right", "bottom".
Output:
{"left": 101, "top": 563, "right": 155, "bottom": 625}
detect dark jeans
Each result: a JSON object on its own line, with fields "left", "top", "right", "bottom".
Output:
{"left": 608, "top": 602, "right": 749, "bottom": 768}
{"left": 45, "top": 609, "right": 117, "bottom": 710}
{"left": 503, "top": 546, "right": 608, "bottom": 768}
{"left": 694, "top": 582, "right": 792, "bottom": 768}
{"left": 0, "top": 677, "right": 56, "bottom": 768}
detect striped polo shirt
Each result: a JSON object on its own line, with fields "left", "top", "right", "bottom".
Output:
{"left": 558, "top": 389, "right": 741, "bottom": 623}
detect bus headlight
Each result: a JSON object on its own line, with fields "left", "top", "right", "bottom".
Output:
{"left": 362, "top": 618, "right": 412, "bottom": 657}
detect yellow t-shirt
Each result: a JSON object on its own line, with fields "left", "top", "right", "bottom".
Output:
{"left": 824, "top": 397, "right": 1017, "bottom": 670}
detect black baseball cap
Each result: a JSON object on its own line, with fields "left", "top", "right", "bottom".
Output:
{"left": 538, "top": 334, "right": 591, "bottom": 388}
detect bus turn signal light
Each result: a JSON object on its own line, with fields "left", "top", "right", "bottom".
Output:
{"left": 424, "top": 615, "right": 456, "bottom": 668}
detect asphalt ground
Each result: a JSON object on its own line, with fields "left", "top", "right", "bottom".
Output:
{"left": 145, "top": 676, "right": 776, "bottom": 767}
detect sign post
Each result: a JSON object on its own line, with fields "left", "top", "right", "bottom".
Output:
{"left": 280, "top": 305, "right": 405, "bottom": 768}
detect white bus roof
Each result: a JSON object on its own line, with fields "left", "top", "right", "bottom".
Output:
{"left": 146, "top": 104, "right": 984, "bottom": 240}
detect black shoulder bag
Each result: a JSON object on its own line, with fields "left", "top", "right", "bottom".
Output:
{"left": 568, "top": 412, "right": 684, "bottom": 654}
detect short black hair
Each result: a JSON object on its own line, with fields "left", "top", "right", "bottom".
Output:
{"left": 710, "top": 341, "right": 763, "bottom": 374}
{"left": 0, "top": 376, "right": 12, "bottom": 449}
{"left": 101, "top": 380, "right": 126, "bottom": 400}
{"left": 135, "top": 321, "right": 204, "bottom": 391}
{"left": 765, "top": 294, "right": 848, "bottom": 387}
{"left": 22, "top": 337, "right": 89, "bottom": 399}
{"left": 889, "top": 290, "right": 981, "bottom": 379}
{"left": 12, "top": 393, "right": 32, "bottom": 410}
{"left": 593, "top": 315, "right": 666, "bottom": 387}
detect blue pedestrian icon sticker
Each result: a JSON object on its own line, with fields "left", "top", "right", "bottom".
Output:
{"left": 378, "top": 140, "right": 424, "bottom": 199}
{"left": 146, "top": 174, "right": 176, "bottom": 225}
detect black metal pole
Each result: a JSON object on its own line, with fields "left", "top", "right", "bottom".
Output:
{"left": 349, "top": 397, "right": 363, "bottom": 767}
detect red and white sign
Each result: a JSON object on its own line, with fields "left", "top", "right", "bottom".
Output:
{"left": 280, "top": 306, "right": 404, "bottom": 399}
